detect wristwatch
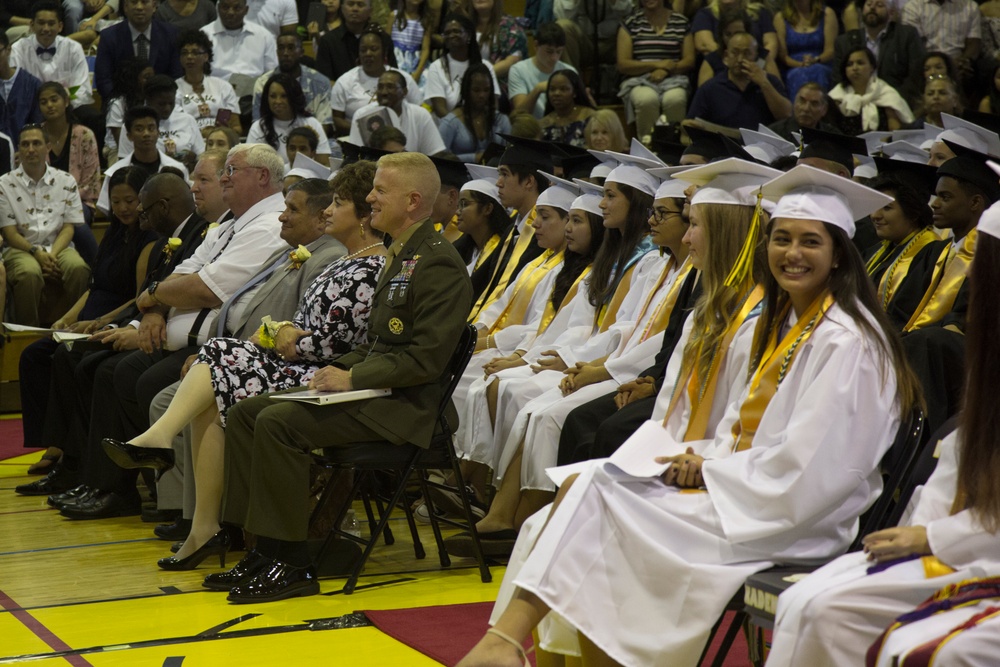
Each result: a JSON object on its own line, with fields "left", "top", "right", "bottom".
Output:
{"left": 28, "top": 245, "right": 40, "bottom": 255}
{"left": 147, "top": 281, "right": 161, "bottom": 304}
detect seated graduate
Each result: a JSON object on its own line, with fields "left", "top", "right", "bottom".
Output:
{"left": 452, "top": 166, "right": 515, "bottom": 305}
{"left": 456, "top": 165, "right": 920, "bottom": 667}
{"left": 766, "top": 199, "right": 1000, "bottom": 667}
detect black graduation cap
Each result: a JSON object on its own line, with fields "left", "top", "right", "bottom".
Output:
{"left": 722, "top": 135, "right": 767, "bottom": 165}
{"left": 339, "top": 141, "right": 394, "bottom": 165}
{"left": 429, "top": 154, "right": 469, "bottom": 188}
{"left": 682, "top": 125, "right": 729, "bottom": 162}
{"left": 871, "top": 156, "right": 940, "bottom": 198}
{"left": 479, "top": 141, "right": 506, "bottom": 167}
{"left": 548, "top": 141, "right": 602, "bottom": 179}
{"left": 650, "top": 139, "right": 686, "bottom": 167}
{"left": 799, "top": 127, "right": 869, "bottom": 175}
{"left": 497, "top": 133, "right": 555, "bottom": 173}
{"left": 938, "top": 140, "right": 1000, "bottom": 202}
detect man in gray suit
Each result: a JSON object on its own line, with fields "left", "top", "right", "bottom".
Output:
{"left": 150, "top": 179, "right": 345, "bottom": 537}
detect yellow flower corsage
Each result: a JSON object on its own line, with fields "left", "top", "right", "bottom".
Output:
{"left": 288, "top": 244, "right": 311, "bottom": 270}
{"left": 162, "top": 237, "right": 182, "bottom": 260}
{"left": 257, "top": 316, "right": 294, "bottom": 349}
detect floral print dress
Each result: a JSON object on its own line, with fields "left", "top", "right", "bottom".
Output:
{"left": 197, "top": 255, "right": 385, "bottom": 424}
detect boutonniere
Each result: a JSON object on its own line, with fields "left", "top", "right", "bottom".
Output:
{"left": 287, "top": 244, "right": 311, "bottom": 271}
{"left": 202, "top": 222, "right": 219, "bottom": 239}
{"left": 257, "top": 316, "right": 293, "bottom": 349}
{"left": 162, "top": 237, "right": 182, "bottom": 260}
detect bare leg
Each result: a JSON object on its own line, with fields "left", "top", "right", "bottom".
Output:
{"left": 487, "top": 378, "right": 500, "bottom": 429}
{"left": 457, "top": 590, "right": 551, "bottom": 667}
{"left": 514, "top": 490, "right": 555, "bottom": 531}
{"left": 534, "top": 631, "right": 566, "bottom": 667}
{"left": 579, "top": 633, "right": 622, "bottom": 667}
{"left": 130, "top": 363, "right": 214, "bottom": 449}
{"left": 173, "top": 407, "right": 224, "bottom": 559}
{"left": 475, "top": 445, "right": 523, "bottom": 533}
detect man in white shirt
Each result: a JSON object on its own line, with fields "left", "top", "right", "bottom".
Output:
{"left": 116, "top": 75, "right": 206, "bottom": 161}
{"left": 245, "top": 0, "right": 298, "bottom": 37}
{"left": 347, "top": 70, "right": 446, "bottom": 156}
{"left": 0, "top": 125, "right": 90, "bottom": 326}
{"left": 508, "top": 22, "right": 577, "bottom": 118}
{"left": 10, "top": 1, "right": 94, "bottom": 108}
{"left": 202, "top": 0, "right": 278, "bottom": 95}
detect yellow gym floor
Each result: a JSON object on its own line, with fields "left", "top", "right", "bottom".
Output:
{"left": 0, "top": 452, "right": 502, "bottom": 666}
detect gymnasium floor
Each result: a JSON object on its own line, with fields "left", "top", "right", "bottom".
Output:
{"left": 0, "top": 450, "right": 503, "bottom": 666}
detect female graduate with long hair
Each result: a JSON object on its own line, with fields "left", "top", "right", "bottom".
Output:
{"left": 457, "top": 165, "right": 921, "bottom": 667}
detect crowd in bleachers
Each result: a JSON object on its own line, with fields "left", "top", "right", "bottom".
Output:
{"left": 4, "top": 1, "right": 1000, "bottom": 665}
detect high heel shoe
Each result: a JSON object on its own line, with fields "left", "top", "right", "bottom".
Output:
{"left": 158, "top": 531, "right": 230, "bottom": 571}
{"left": 102, "top": 438, "right": 175, "bottom": 472}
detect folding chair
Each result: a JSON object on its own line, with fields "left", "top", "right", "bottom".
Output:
{"left": 308, "top": 324, "right": 492, "bottom": 594}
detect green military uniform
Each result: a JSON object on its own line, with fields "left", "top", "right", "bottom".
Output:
{"left": 221, "top": 220, "right": 473, "bottom": 542}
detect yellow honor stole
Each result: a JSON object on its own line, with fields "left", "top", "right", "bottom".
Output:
{"left": 468, "top": 208, "right": 538, "bottom": 322}
{"left": 904, "top": 230, "right": 976, "bottom": 332}
{"left": 488, "top": 249, "right": 564, "bottom": 334}
{"left": 636, "top": 257, "right": 696, "bottom": 344}
{"left": 596, "top": 263, "right": 640, "bottom": 332}
{"left": 876, "top": 228, "right": 938, "bottom": 309}
{"left": 661, "top": 284, "right": 765, "bottom": 441}
{"left": 473, "top": 234, "right": 501, "bottom": 271}
{"left": 536, "top": 265, "right": 591, "bottom": 335}
{"left": 731, "top": 292, "right": 833, "bottom": 452}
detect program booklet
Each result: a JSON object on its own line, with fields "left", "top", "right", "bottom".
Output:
{"left": 270, "top": 387, "right": 391, "bottom": 405}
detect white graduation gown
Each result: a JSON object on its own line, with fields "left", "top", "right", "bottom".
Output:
{"left": 767, "top": 429, "right": 1000, "bottom": 667}
{"left": 505, "top": 304, "right": 901, "bottom": 667}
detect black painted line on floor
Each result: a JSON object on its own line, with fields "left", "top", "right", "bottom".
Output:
{"left": 321, "top": 577, "right": 416, "bottom": 595}
{"left": 159, "top": 587, "right": 183, "bottom": 595}
{"left": 0, "top": 587, "right": 94, "bottom": 667}
{"left": 196, "top": 613, "right": 261, "bottom": 637}
{"left": 0, "top": 508, "right": 55, "bottom": 516}
{"left": 161, "top": 657, "right": 185, "bottom": 666}
{"left": 0, "top": 537, "right": 159, "bottom": 557}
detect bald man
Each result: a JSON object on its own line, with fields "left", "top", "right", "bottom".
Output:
{"left": 208, "top": 152, "right": 473, "bottom": 603}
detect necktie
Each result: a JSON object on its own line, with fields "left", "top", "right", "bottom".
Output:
{"left": 36, "top": 46, "right": 56, "bottom": 57}
{"left": 215, "top": 254, "right": 289, "bottom": 336}
{"left": 136, "top": 33, "right": 149, "bottom": 60}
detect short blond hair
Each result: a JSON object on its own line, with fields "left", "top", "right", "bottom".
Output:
{"left": 377, "top": 152, "right": 441, "bottom": 214}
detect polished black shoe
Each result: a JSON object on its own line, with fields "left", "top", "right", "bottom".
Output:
{"left": 158, "top": 531, "right": 230, "bottom": 571}
{"left": 59, "top": 491, "right": 141, "bottom": 520}
{"left": 101, "top": 438, "right": 175, "bottom": 472}
{"left": 171, "top": 541, "right": 183, "bottom": 553}
{"left": 203, "top": 550, "right": 270, "bottom": 591}
{"left": 48, "top": 485, "right": 97, "bottom": 510}
{"left": 154, "top": 518, "right": 192, "bottom": 541}
{"left": 15, "top": 465, "right": 78, "bottom": 496}
{"left": 226, "top": 560, "right": 319, "bottom": 603}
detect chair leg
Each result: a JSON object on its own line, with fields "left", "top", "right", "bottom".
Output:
{"left": 398, "top": 472, "right": 426, "bottom": 560}
{"left": 313, "top": 466, "right": 367, "bottom": 570}
{"left": 709, "top": 611, "right": 747, "bottom": 667}
{"left": 448, "top": 450, "right": 491, "bottom": 584}
{"left": 420, "top": 471, "right": 451, "bottom": 567}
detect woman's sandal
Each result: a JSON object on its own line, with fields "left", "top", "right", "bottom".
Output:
{"left": 486, "top": 627, "right": 533, "bottom": 667}
{"left": 27, "top": 449, "right": 62, "bottom": 475}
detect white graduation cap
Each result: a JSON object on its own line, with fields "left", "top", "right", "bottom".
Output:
{"left": 881, "top": 141, "right": 930, "bottom": 164}
{"left": 854, "top": 155, "right": 878, "bottom": 180}
{"left": 977, "top": 188, "right": 1000, "bottom": 240}
{"left": 761, "top": 164, "right": 894, "bottom": 238}
{"left": 672, "top": 157, "right": 782, "bottom": 208}
{"left": 627, "top": 137, "right": 668, "bottom": 167}
{"left": 285, "top": 152, "right": 332, "bottom": 180}
{"left": 466, "top": 163, "right": 498, "bottom": 182}
{"left": 741, "top": 128, "right": 797, "bottom": 164}
{"left": 588, "top": 151, "right": 661, "bottom": 197}
{"left": 936, "top": 113, "right": 1000, "bottom": 157}
{"left": 756, "top": 124, "right": 786, "bottom": 141}
{"left": 649, "top": 165, "right": 694, "bottom": 199}
{"left": 536, "top": 171, "right": 582, "bottom": 211}
{"left": 858, "top": 130, "right": 893, "bottom": 156}
{"left": 891, "top": 129, "right": 932, "bottom": 145}
{"left": 572, "top": 193, "right": 603, "bottom": 217}
{"left": 463, "top": 164, "right": 502, "bottom": 205}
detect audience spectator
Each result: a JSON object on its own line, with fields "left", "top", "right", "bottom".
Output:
{"left": 553, "top": 0, "right": 634, "bottom": 68}
{"left": 284, "top": 125, "right": 320, "bottom": 164}
{"left": 245, "top": 0, "right": 298, "bottom": 36}
{"left": 176, "top": 29, "right": 242, "bottom": 138}
{"left": 456, "top": 0, "right": 527, "bottom": 90}
{"left": 773, "top": 0, "right": 836, "bottom": 101}
{"left": 1, "top": 0, "right": 35, "bottom": 42}
{"left": 0, "top": 130, "right": 13, "bottom": 175}
{"left": 247, "top": 73, "right": 330, "bottom": 165}
{"left": 0, "top": 31, "right": 43, "bottom": 142}
{"left": 539, "top": 69, "right": 594, "bottom": 147}
{"left": 617, "top": 0, "right": 695, "bottom": 140}
{"left": 508, "top": 110, "right": 542, "bottom": 139}
{"left": 387, "top": 0, "right": 431, "bottom": 81}
{"left": 914, "top": 74, "right": 962, "bottom": 128}
{"left": 902, "top": 0, "right": 980, "bottom": 81}
{"left": 306, "top": 0, "right": 342, "bottom": 50}
{"left": 768, "top": 81, "right": 838, "bottom": 140}
{"left": 508, "top": 22, "right": 575, "bottom": 119}
{"left": 38, "top": 83, "right": 100, "bottom": 223}
{"left": 205, "top": 124, "right": 240, "bottom": 152}
{"left": 10, "top": 2, "right": 95, "bottom": 109}
{"left": 0, "top": 125, "right": 90, "bottom": 327}
{"left": 329, "top": 25, "right": 420, "bottom": 135}
{"left": 687, "top": 32, "right": 791, "bottom": 131}
{"left": 439, "top": 63, "right": 511, "bottom": 162}
{"left": 348, "top": 70, "right": 445, "bottom": 154}
{"left": 584, "top": 108, "right": 629, "bottom": 152}
{"left": 67, "top": 0, "right": 121, "bottom": 50}
{"left": 315, "top": 0, "right": 372, "bottom": 82}
{"left": 369, "top": 124, "right": 406, "bottom": 151}
{"left": 923, "top": 50, "right": 958, "bottom": 81}
{"left": 254, "top": 33, "right": 334, "bottom": 134}
{"left": 155, "top": 0, "right": 216, "bottom": 30}
{"left": 828, "top": 46, "right": 913, "bottom": 133}
{"left": 832, "top": 0, "right": 925, "bottom": 107}
{"left": 424, "top": 13, "right": 500, "bottom": 118}
{"left": 201, "top": 0, "right": 278, "bottom": 94}
{"left": 94, "top": 0, "right": 182, "bottom": 101}
{"left": 103, "top": 56, "right": 153, "bottom": 163}
{"left": 979, "top": 63, "right": 1000, "bottom": 114}
{"left": 692, "top": 0, "right": 780, "bottom": 77}
{"left": 118, "top": 74, "right": 205, "bottom": 165}
{"left": 983, "top": 0, "right": 1000, "bottom": 80}
{"left": 696, "top": 8, "right": 753, "bottom": 86}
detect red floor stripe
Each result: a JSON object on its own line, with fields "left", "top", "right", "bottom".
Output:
{"left": 0, "top": 588, "right": 93, "bottom": 666}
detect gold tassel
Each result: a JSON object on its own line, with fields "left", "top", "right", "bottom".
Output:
{"left": 723, "top": 191, "right": 763, "bottom": 287}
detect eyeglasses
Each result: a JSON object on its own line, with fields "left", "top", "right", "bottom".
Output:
{"left": 138, "top": 197, "right": 168, "bottom": 219}
{"left": 180, "top": 49, "right": 206, "bottom": 57}
{"left": 647, "top": 207, "right": 680, "bottom": 223}
{"left": 225, "top": 164, "right": 261, "bottom": 176}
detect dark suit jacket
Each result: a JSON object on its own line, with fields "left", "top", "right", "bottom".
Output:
{"left": 94, "top": 19, "right": 182, "bottom": 101}
{"left": 334, "top": 220, "right": 473, "bottom": 448}
{"left": 314, "top": 24, "right": 361, "bottom": 81}
{"left": 112, "top": 213, "right": 210, "bottom": 327}
{"left": 832, "top": 23, "right": 925, "bottom": 105}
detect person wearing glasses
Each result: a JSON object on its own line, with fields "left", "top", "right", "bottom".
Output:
{"left": 175, "top": 29, "right": 242, "bottom": 138}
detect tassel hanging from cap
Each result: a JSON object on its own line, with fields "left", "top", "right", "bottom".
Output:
{"left": 723, "top": 190, "right": 764, "bottom": 288}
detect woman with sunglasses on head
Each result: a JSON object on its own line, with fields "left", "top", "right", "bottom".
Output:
{"left": 175, "top": 29, "right": 242, "bottom": 138}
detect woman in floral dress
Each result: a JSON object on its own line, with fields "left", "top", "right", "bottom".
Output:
{"left": 111, "top": 164, "right": 385, "bottom": 570}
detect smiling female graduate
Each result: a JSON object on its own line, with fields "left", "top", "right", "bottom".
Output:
{"left": 455, "top": 164, "right": 922, "bottom": 667}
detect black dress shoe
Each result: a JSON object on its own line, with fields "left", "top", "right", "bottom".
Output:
{"left": 142, "top": 505, "right": 181, "bottom": 523}
{"left": 158, "top": 531, "right": 230, "bottom": 571}
{"left": 226, "top": 560, "right": 319, "bottom": 603}
{"left": 15, "top": 465, "right": 78, "bottom": 496}
{"left": 48, "top": 485, "right": 97, "bottom": 510}
{"left": 101, "top": 438, "right": 175, "bottom": 472}
{"left": 154, "top": 518, "right": 192, "bottom": 541}
{"left": 59, "top": 491, "right": 141, "bottom": 520}
{"left": 203, "top": 550, "right": 271, "bottom": 591}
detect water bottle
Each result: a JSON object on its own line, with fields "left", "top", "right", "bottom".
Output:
{"left": 341, "top": 509, "right": 361, "bottom": 538}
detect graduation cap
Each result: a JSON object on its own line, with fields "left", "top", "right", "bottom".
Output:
{"left": 497, "top": 133, "right": 554, "bottom": 173}
{"left": 682, "top": 125, "right": 729, "bottom": 162}
{"left": 721, "top": 135, "right": 767, "bottom": 165}
{"left": 880, "top": 140, "right": 929, "bottom": 164}
{"left": 429, "top": 154, "right": 469, "bottom": 188}
{"left": 961, "top": 109, "right": 1000, "bottom": 137}
{"left": 854, "top": 155, "right": 878, "bottom": 180}
{"left": 571, "top": 178, "right": 606, "bottom": 217}
{"left": 589, "top": 152, "right": 661, "bottom": 197}
{"left": 650, "top": 140, "right": 686, "bottom": 167}
{"left": 938, "top": 140, "right": 1000, "bottom": 202}
{"left": 872, "top": 156, "right": 940, "bottom": 197}
{"left": 740, "top": 128, "right": 796, "bottom": 164}
{"left": 761, "top": 164, "right": 895, "bottom": 238}
{"left": 858, "top": 130, "right": 893, "bottom": 156}
{"left": 936, "top": 113, "right": 1000, "bottom": 158}
{"left": 979, "top": 160, "right": 1000, "bottom": 239}
{"left": 672, "top": 157, "right": 782, "bottom": 208}
{"left": 559, "top": 152, "right": 603, "bottom": 180}
{"left": 536, "top": 171, "right": 582, "bottom": 211}
{"left": 648, "top": 165, "right": 695, "bottom": 199}
{"left": 285, "top": 151, "right": 332, "bottom": 180}
{"left": 799, "top": 127, "right": 869, "bottom": 175}
{"left": 628, "top": 138, "right": 668, "bottom": 167}
{"left": 338, "top": 141, "right": 394, "bottom": 165}
{"left": 463, "top": 164, "right": 502, "bottom": 207}
{"left": 479, "top": 141, "right": 506, "bottom": 167}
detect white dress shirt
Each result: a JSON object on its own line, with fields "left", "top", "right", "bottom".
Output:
{"left": 330, "top": 66, "right": 423, "bottom": 120}
{"left": 10, "top": 35, "right": 94, "bottom": 107}
{"left": 201, "top": 19, "right": 279, "bottom": 80}
{"left": 245, "top": 0, "right": 298, "bottom": 37}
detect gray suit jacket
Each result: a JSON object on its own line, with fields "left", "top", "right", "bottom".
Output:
{"left": 216, "top": 234, "right": 346, "bottom": 339}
